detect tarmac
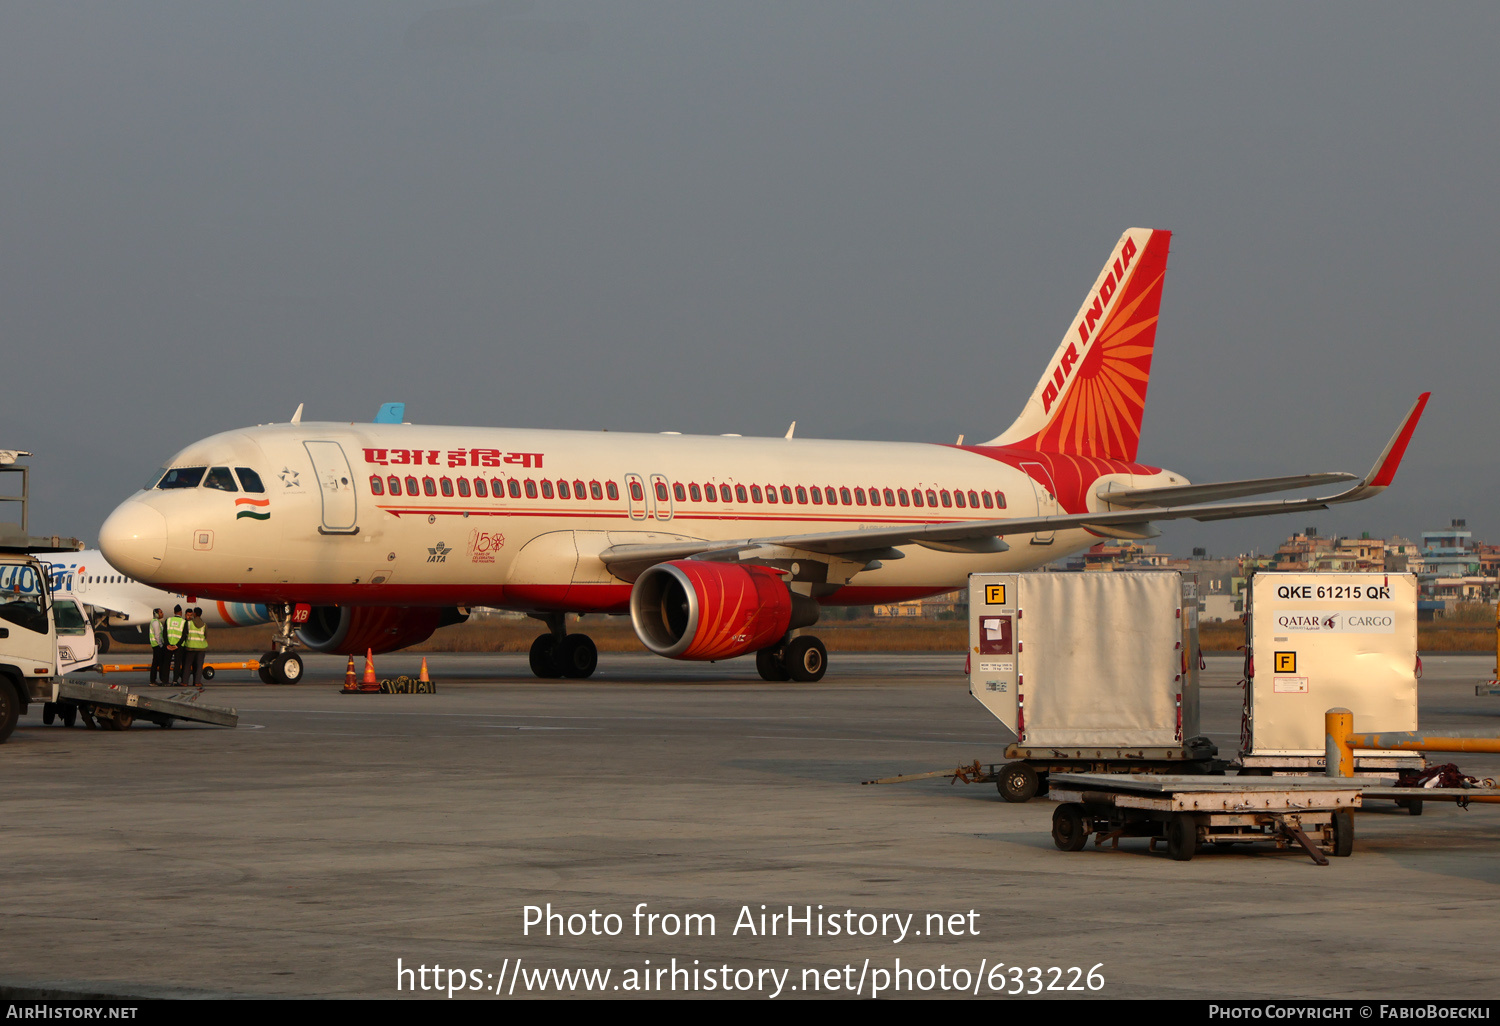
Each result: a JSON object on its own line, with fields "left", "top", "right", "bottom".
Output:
{"left": 4, "top": 652, "right": 1500, "bottom": 1000}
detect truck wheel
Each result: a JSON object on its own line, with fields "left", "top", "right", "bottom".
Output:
{"left": 998, "top": 761, "right": 1040, "bottom": 803}
{"left": 96, "top": 632, "right": 111, "bottom": 655}
{"left": 42, "top": 702, "right": 56, "bottom": 726}
{"left": 257, "top": 653, "right": 276, "bottom": 685}
{"left": 1051, "top": 804, "right": 1089, "bottom": 851}
{"left": 60, "top": 704, "right": 77, "bottom": 728}
{"left": 1395, "top": 797, "right": 1423, "bottom": 816}
{"left": 0, "top": 678, "right": 19, "bottom": 743}
{"left": 1331, "top": 809, "right": 1354, "bottom": 857}
{"left": 1167, "top": 813, "right": 1198, "bottom": 861}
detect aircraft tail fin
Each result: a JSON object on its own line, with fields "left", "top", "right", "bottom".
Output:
{"left": 984, "top": 228, "right": 1172, "bottom": 460}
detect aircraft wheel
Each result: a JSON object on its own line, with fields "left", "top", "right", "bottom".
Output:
{"left": 0, "top": 679, "right": 18, "bottom": 743}
{"left": 784, "top": 636, "right": 827, "bottom": 682}
{"left": 257, "top": 653, "right": 276, "bottom": 685}
{"left": 529, "top": 635, "right": 562, "bottom": 679}
{"left": 755, "top": 646, "right": 790, "bottom": 682}
{"left": 270, "top": 651, "right": 304, "bottom": 686}
{"left": 559, "top": 635, "right": 598, "bottom": 679}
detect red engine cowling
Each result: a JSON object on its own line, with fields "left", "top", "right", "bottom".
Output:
{"left": 629, "top": 561, "right": 792, "bottom": 660}
{"left": 296, "top": 606, "right": 466, "bottom": 655}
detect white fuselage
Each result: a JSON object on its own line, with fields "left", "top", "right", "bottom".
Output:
{"left": 98, "top": 423, "right": 1182, "bottom": 613}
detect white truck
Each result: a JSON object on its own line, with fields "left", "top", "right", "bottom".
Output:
{"left": 0, "top": 552, "right": 236, "bottom": 741}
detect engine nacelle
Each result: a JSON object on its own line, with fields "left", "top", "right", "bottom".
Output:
{"left": 630, "top": 561, "right": 804, "bottom": 660}
{"left": 296, "top": 605, "right": 469, "bottom": 655}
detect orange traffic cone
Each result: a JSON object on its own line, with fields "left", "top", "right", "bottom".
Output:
{"left": 361, "top": 649, "right": 380, "bottom": 692}
{"left": 418, "top": 657, "right": 430, "bottom": 684}
{"left": 342, "top": 654, "right": 357, "bottom": 692}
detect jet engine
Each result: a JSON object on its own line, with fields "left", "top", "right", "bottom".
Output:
{"left": 296, "top": 605, "right": 469, "bottom": 655}
{"left": 629, "top": 561, "right": 816, "bottom": 660}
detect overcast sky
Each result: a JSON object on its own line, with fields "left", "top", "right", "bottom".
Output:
{"left": 1, "top": 1, "right": 1494, "bottom": 557}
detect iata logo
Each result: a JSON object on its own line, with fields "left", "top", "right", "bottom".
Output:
{"left": 427, "top": 541, "right": 451, "bottom": 563}
{"left": 1041, "top": 236, "right": 1138, "bottom": 414}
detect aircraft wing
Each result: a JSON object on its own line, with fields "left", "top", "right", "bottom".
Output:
{"left": 599, "top": 393, "right": 1429, "bottom": 573}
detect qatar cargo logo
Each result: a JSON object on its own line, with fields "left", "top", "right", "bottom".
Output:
{"left": 235, "top": 498, "right": 271, "bottom": 521}
{"left": 1275, "top": 610, "right": 1395, "bottom": 634}
{"left": 1041, "top": 236, "right": 1138, "bottom": 414}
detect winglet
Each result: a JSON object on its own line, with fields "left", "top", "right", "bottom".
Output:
{"left": 374, "top": 402, "right": 406, "bottom": 425}
{"left": 1363, "top": 392, "right": 1430, "bottom": 490}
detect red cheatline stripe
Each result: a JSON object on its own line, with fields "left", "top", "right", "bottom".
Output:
{"left": 235, "top": 498, "right": 271, "bottom": 507}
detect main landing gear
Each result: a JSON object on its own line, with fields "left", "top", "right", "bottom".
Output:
{"left": 528, "top": 613, "right": 598, "bottom": 679}
{"left": 257, "top": 602, "right": 305, "bottom": 686}
{"left": 755, "top": 635, "right": 828, "bottom": 682}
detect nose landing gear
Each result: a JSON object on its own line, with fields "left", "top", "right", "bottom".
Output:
{"left": 257, "top": 603, "right": 306, "bottom": 685}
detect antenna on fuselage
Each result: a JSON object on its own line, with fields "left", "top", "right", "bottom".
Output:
{"left": 784, "top": 421, "right": 796, "bottom": 439}
{"left": 956, "top": 434, "right": 964, "bottom": 445}
{"left": 290, "top": 403, "right": 304, "bottom": 424}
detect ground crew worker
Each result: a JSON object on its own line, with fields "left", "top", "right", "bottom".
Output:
{"left": 165, "top": 605, "right": 187, "bottom": 684}
{"left": 148, "top": 608, "right": 169, "bottom": 685}
{"left": 183, "top": 607, "right": 208, "bottom": 688}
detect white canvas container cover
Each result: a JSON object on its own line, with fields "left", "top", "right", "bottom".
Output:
{"left": 1020, "top": 572, "right": 1183, "bottom": 746}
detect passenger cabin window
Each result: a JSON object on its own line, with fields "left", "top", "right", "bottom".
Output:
{"left": 735, "top": 485, "right": 747, "bottom": 503}
{"left": 423, "top": 477, "right": 438, "bottom": 496}
{"left": 750, "top": 485, "right": 762, "bottom": 502}
{"left": 405, "top": 475, "right": 420, "bottom": 495}
{"left": 204, "top": 467, "right": 238, "bottom": 492}
{"left": 810, "top": 487, "right": 822, "bottom": 504}
{"left": 940, "top": 490, "right": 952, "bottom": 507}
{"left": 525, "top": 480, "right": 538, "bottom": 499}
{"left": 926, "top": 489, "right": 939, "bottom": 507}
{"left": 157, "top": 467, "right": 206, "bottom": 489}
{"left": 655, "top": 482, "right": 669, "bottom": 501}
{"left": 541, "top": 480, "right": 554, "bottom": 499}
{"left": 765, "top": 485, "right": 777, "bottom": 504}
{"left": 704, "top": 484, "right": 716, "bottom": 502}
{"left": 897, "top": 489, "right": 909, "bottom": 506}
{"left": 388, "top": 475, "right": 401, "bottom": 495}
{"left": 236, "top": 468, "right": 266, "bottom": 493}
{"left": 968, "top": 490, "right": 980, "bottom": 508}
{"left": 981, "top": 491, "right": 993, "bottom": 508}
{"left": 911, "top": 490, "right": 924, "bottom": 507}
{"left": 606, "top": 481, "right": 619, "bottom": 500}
{"left": 558, "top": 480, "right": 571, "bottom": 499}
{"left": 689, "top": 483, "right": 701, "bottom": 501}
{"left": 370, "top": 475, "right": 385, "bottom": 495}
{"left": 474, "top": 479, "right": 488, "bottom": 498}
{"left": 781, "top": 486, "right": 794, "bottom": 503}
{"left": 995, "top": 491, "right": 1007, "bottom": 508}
{"left": 508, "top": 480, "right": 522, "bottom": 498}
{"left": 673, "top": 483, "right": 686, "bottom": 501}
{"left": 840, "top": 487, "right": 852, "bottom": 505}
{"left": 630, "top": 481, "right": 644, "bottom": 501}
{"left": 823, "top": 487, "right": 836, "bottom": 504}
{"left": 590, "top": 481, "right": 603, "bottom": 500}
{"left": 853, "top": 488, "right": 865, "bottom": 505}
{"left": 458, "top": 478, "right": 471, "bottom": 497}
{"left": 441, "top": 478, "right": 455, "bottom": 497}
{"left": 719, "top": 484, "right": 732, "bottom": 502}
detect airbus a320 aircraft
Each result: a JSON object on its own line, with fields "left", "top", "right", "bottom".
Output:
{"left": 97, "top": 229, "right": 1429, "bottom": 685}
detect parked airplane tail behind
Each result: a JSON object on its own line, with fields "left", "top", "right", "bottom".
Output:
{"left": 985, "top": 227, "right": 1173, "bottom": 461}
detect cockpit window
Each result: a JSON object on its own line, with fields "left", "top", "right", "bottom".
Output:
{"left": 156, "top": 467, "right": 206, "bottom": 489}
{"left": 236, "top": 468, "right": 266, "bottom": 493}
{"left": 204, "top": 467, "right": 238, "bottom": 492}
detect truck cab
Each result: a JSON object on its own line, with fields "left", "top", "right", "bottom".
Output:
{"left": 0, "top": 554, "right": 57, "bottom": 741}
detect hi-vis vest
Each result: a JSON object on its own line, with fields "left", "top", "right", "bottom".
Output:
{"left": 185, "top": 620, "right": 208, "bottom": 650}
{"left": 148, "top": 619, "right": 165, "bottom": 647}
{"left": 165, "top": 616, "right": 186, "bottom": 646}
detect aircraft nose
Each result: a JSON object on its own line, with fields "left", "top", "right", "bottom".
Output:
{"left": 99, "top": 500, "right": 168, "bottom": 580}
